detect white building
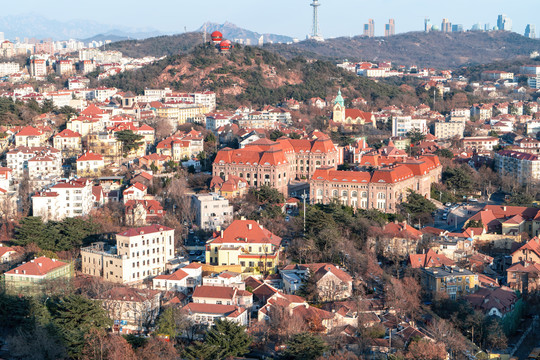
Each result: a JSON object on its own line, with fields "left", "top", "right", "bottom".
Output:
{"left": 0, "top": 62, "right": 20, "bottom": 77}
{"left": 76, "top": 152, "right": 105, "bottom": 176}
{"left": 81, "top": 224, "right": 175, "bottom": 284}
{"left": 494, "top": 150, "right": 540, "bottom": 185}
{"left": 123, "top": 182, "right": 148, "bottom": 204}
{"left": 192, "top": 193, "right": 233, "bottom": 231}
{"left": 206, "top": 114, "right": 232, "bottom": 131}
{"left": 32, "top": 178, "right": 93, "bottom": 221}
{"left": 6, "top": 146, "right": 61, "bottom": 178}
{"left": 152, "top": 262, "right": 202, "bottom": 293}
{"left": 392, "top": 116, "right": 428, "bottom": 137}
{"left": 29, "top": 59, "right": 47, "bottom": 79}
{"left": 202, "top": 271, "right": 244, "bottom": 289}
{"left": 27, "top": 154, "right": 62, "bottom": 180}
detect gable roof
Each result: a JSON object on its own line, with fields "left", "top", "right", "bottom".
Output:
{"left": 5, "top": 256, "right": 68, "bottom": 277}
{"left": 409, "top": 249, "right": 455, "bottom": 268}
{"left": 210, "top": 220, "right": 281, "bottom": 246}
{"left": 192, "top": 285, "right": 236, "bottom": 300}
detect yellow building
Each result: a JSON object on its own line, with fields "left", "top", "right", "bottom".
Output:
{"left": 205, "top": 219, "right": 282, "bottom": 273}
{"left": 155, "top": 105, "right": 206, "bottom": 125}
{"left": 422, "top": 266, "right": 479, "bottom": 300}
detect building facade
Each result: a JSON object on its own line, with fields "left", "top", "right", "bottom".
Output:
{"left": 192, "top": 193, "right": 234, "bottom": 231}
{"left": 309, "top": 155, "right": 442, "bottom": 213}
{"left": 494, "top": 150, "right": 540, "bottom": 185}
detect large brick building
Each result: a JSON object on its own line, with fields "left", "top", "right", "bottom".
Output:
{"left": 212, "top": 136, "right": 342, "bottom": 194}
{"left": 309, "top": 155, "right": 442, "bottom": 213}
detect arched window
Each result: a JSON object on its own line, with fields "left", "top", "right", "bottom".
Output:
{"left": 342, "top": 190, "right": 348, "bottom": 197}
{"left": 317, "top": 189, "right": 323, "bottom": 196}
{"left": 332, "top": 190, "right": 338, "bottom": 198}
{"left": 351, "top": 191, "right": 358, "bottom": 198}
{"left": 361, "top": 191, "right": 368, "bottom": 198}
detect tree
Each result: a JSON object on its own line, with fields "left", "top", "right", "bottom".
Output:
{"left": 6, "top": 323, "right": 67, "bottom": 360}
{"left": 281, "top": 332, "right": 328, "bottom": 360}
{"left": 115, "top": 130, "right": 144, "bottom": 156}
{"left": 434, "top": 148, "right": 454, "bottom": 159}
{"left": 49, "top": 294, "right": 112, "bottom": 359}
{"left": 41, "top": 99, "right": 57, "bottom": 113}
{"left": 405, "top": 339, "right": 447, "bottom": 360}
{"left": 270, "top": 130, "right": 286, "bottom": 141}
{"left": 83, "top": 328, "right": 137, "bottom": 360}
{"left": 406, "top": 128, "right": 426, "bottom": 144}
{"left": 401, "top": 190, "right": 436, "bottom": 224}
{"left": 296, "top": 273, "right": 319, "bottom": 302}
{"left": 184, "top": 319, "right": 251, "bottom": 360}
{"left": 136, "top": 337, "right": 178, "bottom": 360}
{"left": 384, "top": 277, "right": 421, "bottom": 320}
{"left": 442, "top": 165, "right": 474, "bottom": 192}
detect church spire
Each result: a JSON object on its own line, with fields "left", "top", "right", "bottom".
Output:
{"left": 334, "top": 89, "right": 344, "bottom": 107}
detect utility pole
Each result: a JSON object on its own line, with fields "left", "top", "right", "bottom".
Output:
{"left": 301, "top": 190, "right": 307, "bottom": 235}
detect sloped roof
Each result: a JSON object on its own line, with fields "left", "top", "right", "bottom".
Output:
{"left": 409, "top": 249, "right": 455, "bottom": 269}
{"left": 210, "top": 220, "right": 281, "bottom": 246}
{"left": 5, "top": 256, "right": 68, "bottom": 277}
{"left": 117, "top": 224, "right": 173, "bottom": 237}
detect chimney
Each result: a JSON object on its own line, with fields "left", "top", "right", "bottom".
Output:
{"left": 247, "top": 223, "right": 252, "bottom": 230}
{"left": 503, "top": 206, "right": 506, "bottom": 212}
{"left": 220, "top": 230, "right": 224, "bottom": 238}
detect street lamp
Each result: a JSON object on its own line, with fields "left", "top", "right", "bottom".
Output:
{"left": 301, "top": 190, "right": 307, "bottom": 235}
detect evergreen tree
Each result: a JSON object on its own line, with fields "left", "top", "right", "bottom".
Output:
{"left": 184, "top": 319, "right": 251, "bottom": 360}
{"left": 281, "top": 332, "right": 328, "bottom": 360}
{"left": 49, "top": 294, "right": 112, "bottom": 359}
{"left": 115, "top": 130, "right": 144, "bottom": 155}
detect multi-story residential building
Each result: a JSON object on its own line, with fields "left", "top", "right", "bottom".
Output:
{"left": 310, "top": 155, "right": 442, "bottom": 213}
{"left": 27, "top": 154, "right": 62, "bottom": 180}
{"left": 67, "top": 116, "right": 102, "bottom": 138}
{"left": 213, "top": 136, "right": 341, "bottom": 195}
{"left": 192, "top": 193, "right": 233, "bottom": 231}
{"left": 152, "top": 262, "right": 202, "bottom": 293}
{"left": 123, "top": 182, "right": 148, "bottom": 203}
{"left": 392, "top": 116, "right": 428, "bottom": 137}
{"left": 422, "top": 265, "right": 478, "bottom": 300}
{"left": 363, "top": 19, "right": 375, "bottom": 37}
{"left": 385, "top": 19, "right": 395, "bottom": 37}
{"left": 520, "top": 65, "right": 540, "bottom": 75}
{"left": 433, "top": 120, "right": 465, "bottom": 139}
{"left": 507, "top": 262, "right": 540, "bottom": 295}
{"left": 0, "top": 62, "right": 20, "bottom": 76}
{"left": 124, "top": 200, "right": 165, "bottom": 226}
{"left": 511, "top": 237, "right": 540, "bottom": 264}
{"left": 494, "top": 150, "right": 540, "bottom": 184}
{"left": 29, "top": 59, "right": 47, "bottom": 79}
{"left": 3, "top": 256, "right": 72, "bottom": 295}
{"left": 56, "top": 60, "right": 73, "bottom": 76}
{"left": 205, "top": 219, "right": 282, "bottom": 272}
{"left": 53, "top": 128, "right": 82, "bottom": 156}
{"left": 32, "top": 178, "right": 93, "bottom": 221}
{"left": 0, "top": 167, "right": 12, "bottom": 191}
{"left": 98, "top": 287, "right": 161, "bottom": 334}
{"left": 81, "top": 224, "right": 175, "bottom": 284}
{"left": 156, "top": 104, "right": 206, "bottom": 125}
{"left": 210, "top": 176, "right": 248, "bottom": 199}
{"left": 6, "top": 146, "right": 61, "bottom": 178}
{"left": 76, "top": 152, "right": 105, "bottom": 176}
{"left": 89, "top": 87, "right": 118, "bottom": 102}
{"left": 461, "top": 136, "right": 499, "bottom": 152}
{"left": 206, "top": 113, "right": 233, "bottom": 131}
{"left": 471, "top": 104, "right": 493, "bottom": 121}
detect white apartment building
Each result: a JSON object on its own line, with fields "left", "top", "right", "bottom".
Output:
{"left": 89, "top": 87, "right": 117, "bottom": 102}
{"left": 152, "top": 262, "right": 203, "bottom": 293}
{"left": 53, "top": 129, "right": 82, "bottom": 154}
{"left": 527, "top": 75, "right": 540, "bottom": 89}
{"left": 461, "top": 137, "right": 499, "bottom": 152}
{"left": 6, "top": 146, "right": 61, "bottom": 178}
{"left": 526, "top": 120, "right": 540, "bottom": 136}
{"left": 494, "top": 150, "right": 540, "bottom": 185}
{"left": 56, "top": 60, "right": 73, "bottom": 76}
{"left": 32, "top": 178, "right": 93, "bottom": 221}
{"left": 192, "top": 193, "right": 233, "bottom": 231}
{"left": 81, "top": 224, "right": 175, "bottom": 284}
{"left": 143, "top": 87, "right": 172, "bottom": 101}
{"left": 0, "top": 62, "right": 20, "bottom": 77}
{"left": 433, "top": 120, "right": 465, "bottom": 139}
{"left": 77, "top": 152, "right": 105, "bottom": 176}
{"left": 27, "top": 155, "right": 62, "bottom": 180}
{"left": 206, "top": 114, "right": 232, "bottom": 131}
{"left": 0, "top": 167, "right": 12, "bottom": 191}
{"left": 392, "top": 116, "right": 428, "bottom": 137}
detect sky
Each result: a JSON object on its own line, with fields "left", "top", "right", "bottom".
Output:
{"left": 1, "top": 0, "right": 539, "bottom": 38}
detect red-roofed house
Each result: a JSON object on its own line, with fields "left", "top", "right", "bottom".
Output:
{"left": 0, "top": 244, "right": 18, "bottom": 263}
{"left": 77, "top": 151, "right": 105, "bottom": 176}
{"left": 4, "top": 256, "right": 72, "bottom": 294}
{"left": 511, "top": 237, "right": 540, "bottom": 264}
{"left": 192, "top": 285, "right": 253, "bottom": 309}
{"left": 409, "top": 249, "right": 455, "bottom": 269}
{"left": 152, "top": 264, "right": 202, "bottom": 293}
{"left": 14, "top": 126, "right": 45, "bottom": 147}
{"left": 123, "top": 182, "right": 148, "bottom": 203}
{"left": 465, "top": 286, "right": 517, "bottom": 317}
{"left": 125, "top": 200, "right": 165, "bottom": 226}
{"left": 507, "top": 262, "right": 540, "bottom": 295}
{"left": 139, "top": 153, "right": 171, "bottom": 171}
{"left": 206, "top": 219, "right": 282, "bottom": 272}
{"left": 32, "top": 178, "right": 94, "bottom": 221}
{"left": 373, "top": 221, "right": 423, "bottom": 257}
{"left": 53, "top": 128, "right": 82, "bottom": 155}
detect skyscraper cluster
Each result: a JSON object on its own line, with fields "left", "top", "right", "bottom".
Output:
{"left": 525, "top": 24, "right": 537, "bottom": 39}
{"left": 497, "top": 14, "right": 512, "bottom": 31}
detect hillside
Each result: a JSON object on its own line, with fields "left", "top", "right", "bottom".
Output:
{"left": 265, "top": 31, "right": 540, "bottom": 69}
{"left": 198, "top": 22, "right": 293, "bottom": 44}
{"left": 99, "top": 44, "right": 411, "bottom": 109}
{"left": 100, "top": 32, "right": 205, "bottom": 58}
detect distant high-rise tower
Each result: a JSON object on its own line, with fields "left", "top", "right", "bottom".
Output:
{"left": 525, "top": 24, "right": 537, "bottom": 39}
{"left": 385, "top": 19, "right": 395, "bottom": 37}
{"left": 497, "top": 14, "right": 512, "bottom": 31}
{"left": 424, "top": 18, "right": 432, "bottom": 33}
{"left": 441, "top": 18, "right": 452, "bottom": 33}
{"left": 363, "top": 19, "right": 375, "bottom": 37}
{"left": 309, "top": 0, "right": 324, "bottom": 41}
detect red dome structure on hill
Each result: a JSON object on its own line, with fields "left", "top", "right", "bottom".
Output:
{"left": 211, "top": 31, "right": 223, "bottom": 43}
{"left": 219, "top": 39, "right": 232, "bottom": 52}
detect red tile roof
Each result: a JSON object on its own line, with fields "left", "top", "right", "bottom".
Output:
{"left": 193, "top": 285, "right": 236, "bottom": 300}
{"left": 409, "top": 249, "right": 455, "bottom": 268}
{"left": 54, "top": 129, "right": 81, "bottom": 138}
{"left": 15, "top": 126, "right": 42, "bottom": 137}
{"left": 77, "top": 152, "right": 104, "bottom": 162}
{"left": 117, "top": 224, "right": 173, "bottom": 237}
{"left": 210, "top": 220, "right": 281, "bottom": 246}
{"left": 5, "top": 256, "right": 68, "bottom": 277}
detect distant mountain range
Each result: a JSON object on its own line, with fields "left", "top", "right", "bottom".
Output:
{"left": 197, "top": 22, "right": 294, "bottom": 45}
{"left": 0, "top": 14, "right": 162, "bottom": 41}
{"left": 265, "top": 30, "right": 540, "bottom": 69}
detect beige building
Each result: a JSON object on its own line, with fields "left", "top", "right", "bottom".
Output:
{"left": 433, "top": 120, "right": 465, "bottom": 139}
{"left": 494, "top": 150, "right": 540, "bottom": 185}
{"left": 81, "top": 224, "right": 175, "bottom": 284}
{"left": 53, "top": 128, "right": 82, "bottom": 156}
{"left": 310, "top": 155, "right": 442, "bottom": 213}
{"left": 77, "top": 152, "right": 105, "bottom": 176}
